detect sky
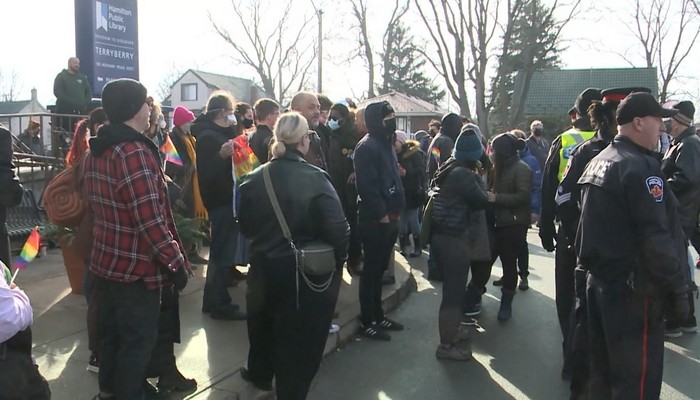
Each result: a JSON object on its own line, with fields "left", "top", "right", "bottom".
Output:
{"left": 2, "top": 0, "right": 699, "bottom": 114}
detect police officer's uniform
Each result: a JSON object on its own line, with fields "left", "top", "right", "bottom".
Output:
{"left": 577, "top": 121, "right": 688, "bottom": 398}
{"left": 555, "top": 88, "right": 652, "bottom": 397}
{"left": 538, "top": 88, "right": 598, "bottom": 378}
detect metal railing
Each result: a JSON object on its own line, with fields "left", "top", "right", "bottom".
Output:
{"left": 1, "top": 111, "right": 85, "bottom": 200}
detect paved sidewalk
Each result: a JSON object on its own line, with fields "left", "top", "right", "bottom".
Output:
{"left": 18, "top": 248, "right": 417, "bottom": 400}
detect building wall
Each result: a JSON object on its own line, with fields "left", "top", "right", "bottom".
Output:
{"left": 170, "top": 71, "right": 209, "bottom": 112}
{"left": 409, "top": 116, "right": 439, "bottom": 134}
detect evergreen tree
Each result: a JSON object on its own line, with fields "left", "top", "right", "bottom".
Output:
{"left": 378, "top": 22, "right": 445, "bottom": 103}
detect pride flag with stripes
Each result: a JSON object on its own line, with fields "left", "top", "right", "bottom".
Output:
{"left": 13, "top": 227, "right": 40, "bottom": 270}
{"left": 161, "top": 134, "right": 184, "bottom": 166}
{"left": 231, "top": 135, "right": 261, "bottom": 218}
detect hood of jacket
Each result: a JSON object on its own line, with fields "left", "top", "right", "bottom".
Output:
{"left": 89, "top": 123, "right": 158, "bottom": 158}
{"left": 365, "top": 102, "right": 392, "bottom": 139}
{"left": 190, "top": 114, "right": 236, "bottom": 140}
{"left": 440, "top": 113, "right": 462, "bottom": 141}
{"left": 400, "top": 140, "right": 421, "bottom": 159}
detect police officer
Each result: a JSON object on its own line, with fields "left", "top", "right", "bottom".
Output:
{"left": 556, "top": 86, "right": 650, "bottom": 397}
{"left": 538, "top": 87, "right": 599, "bottom": 379}
{"left": 576, "top": 92, "right": 689, "bottom": 399}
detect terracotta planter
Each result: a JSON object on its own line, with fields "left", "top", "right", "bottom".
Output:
{"left": 60, "top": 238, "right": 85, "bottom": 295}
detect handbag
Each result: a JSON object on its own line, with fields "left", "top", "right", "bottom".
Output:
{"left": 262, "top": 166, "right": 336, "bottom": 302}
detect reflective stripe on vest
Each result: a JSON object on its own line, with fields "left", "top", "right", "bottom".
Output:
{"left": 557, "top": 129, "right": 596, "bottom": 182}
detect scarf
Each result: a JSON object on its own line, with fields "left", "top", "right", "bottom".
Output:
{"left": 183, "top": 133, "right": 207, "bottom": 219}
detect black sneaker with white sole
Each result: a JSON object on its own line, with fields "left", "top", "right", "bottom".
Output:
{"left": 376, "top": 318, "right": 404, "bottom": 331}
{"left": 359, "top": 323, "right": 391, "bottom": 341}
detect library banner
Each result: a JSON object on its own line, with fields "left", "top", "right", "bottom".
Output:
{"left": 76, "top": 0, "right": 139, "bottom": 97}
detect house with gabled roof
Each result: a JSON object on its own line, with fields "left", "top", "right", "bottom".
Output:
{"left": 510, "top": 67, "right": 658, "bottom": 135}
{"left": 166, "top": 69, "right": 274, "bottom": 113}
{"left": 0, "top": 88, "right": 51, "bottom": 152}
{"left": 357, "top": 91, "right": 446, "bottom": 134}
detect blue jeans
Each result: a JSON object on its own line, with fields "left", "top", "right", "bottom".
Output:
{"left": 399, "top": 207, "right": 421, "bottom": 236}
{"left": 97, "top": 278, "right": 161, "bottom": 399}
{"left": 203, "top": 206, "right": 239, "bottom": 313}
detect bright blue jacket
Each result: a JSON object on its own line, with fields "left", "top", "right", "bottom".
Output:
{"left": 519, "top": 146, "right": 542, "bottom": 215}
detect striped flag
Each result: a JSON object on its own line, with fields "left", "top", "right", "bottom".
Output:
{"left": 13, "top": 227, "right": 40, "bottom": 270}
{"left": 161, "top": 134, "right": 184, "bottom": 166}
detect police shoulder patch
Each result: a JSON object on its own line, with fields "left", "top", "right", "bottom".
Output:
{"left": 645, "top": 176, "right": 664, "bottom": 202}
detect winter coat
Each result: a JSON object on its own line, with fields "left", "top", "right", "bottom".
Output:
{"left": 248, "top": 124, "right": 273, "bottom": 163}
{"left": 191, "top": 114, "right": 236, "bottom": 211}
{"left": 431, "top": 160, "right": 489, "bottom": 237}
{"left": 53, "top": 69, "right": 92, "bottom": 114}
{"left": 398, "top": 140, "right": 428, "bottom": 209}
{"left": 493, "top": 158, "right": 533, "bottom": 227}
{"left": 518, "top": 146, "right": 542, "bottom": 215}
{"left": 239, "top": 149, "right": 350, "bottom": 260}
{"left": 353, "top": 103, "right": 405, "bottom": 222}
{"left": 661, "top": 126, "right": 700, "bottom": 237}
{"left": 327, "top": 122, "right": 359, "bottom": 212}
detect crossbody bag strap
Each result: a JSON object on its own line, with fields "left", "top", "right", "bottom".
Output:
{"left": 263, "top": 165, "right": 294, "bottom": 243}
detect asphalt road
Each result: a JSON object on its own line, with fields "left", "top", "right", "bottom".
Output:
{"left": 306, "top": 230, "right": 700, "bottom": 400}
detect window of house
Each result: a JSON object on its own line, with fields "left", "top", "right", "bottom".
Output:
{"left": 181, "top": 83, "right": 198, "bottom": 101}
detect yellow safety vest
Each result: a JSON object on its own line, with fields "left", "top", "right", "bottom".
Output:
{"left": 557, "top": 129, "right": 596, "bottom": 182}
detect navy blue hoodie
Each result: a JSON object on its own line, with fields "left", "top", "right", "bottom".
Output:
{"left": 353, "top": 102, "right": 405, "bottom": 222}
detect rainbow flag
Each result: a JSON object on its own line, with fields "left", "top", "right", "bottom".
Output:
{"left": 431, "top": 147, "right": 441, "bottom": 163}
{"left": 161, "top": 135, "right": 184, "bottom": 166}
{"left": 13, "top": 227, "right": 40, "bottom": 270}
{"left": 231, "top": 135, "right": 261, "bottom": 218}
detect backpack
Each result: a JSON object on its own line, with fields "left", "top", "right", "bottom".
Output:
{"left": 43, "top": 154, "right": 87, "bottom": 227}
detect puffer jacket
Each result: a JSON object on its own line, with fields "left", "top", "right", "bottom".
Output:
{"left": 399, "top": 140, "right": 428, "bottom": 209}
{"left": 661, "top": 126, "right": 700, "bottom": 237}
{"left": 493, "top": 158, "right": 533, "bottom": 227}
{"left": 432, "top": 162, "right": 489, "bottom": 236}
{"left": 239, "top": 149, "right": 350, "bottom": 261}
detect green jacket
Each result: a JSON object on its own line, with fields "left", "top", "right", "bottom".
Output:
{"left": 53, "top": 69, "right": 92, "bottom": 113}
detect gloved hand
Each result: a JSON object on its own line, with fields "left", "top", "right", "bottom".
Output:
{"left": 670, "top": 290, "right": 690, "bottom": 323}
{"left": 168, "top": 264, "right": 189, "bottom": 291}
{"left": 539, "top": 223, "right": 556, "bottom": 252}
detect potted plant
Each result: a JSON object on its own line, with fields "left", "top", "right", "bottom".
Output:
{"left": 39, "top": 223, "right": 84, "bottom": 295}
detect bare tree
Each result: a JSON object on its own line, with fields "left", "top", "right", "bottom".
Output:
{"left": 414, "top": 0, "right": 472, "bottom": 118}
{"left": 0, "top": 69, "right": 22, "bottom": 102}
{"left": 346, "top": 0, "right": 408, "bottom": 99}
{"left": 210, "top": 0, "right": 317, "bottom": 104}
{"left": 156, "top": 66, "right": 185, "bottom": 103}
{"left": 622, "top": 0, "right": 700, "bottom": 102}
{"left": 379, "top": 0, "right": 410, "bottom": 93}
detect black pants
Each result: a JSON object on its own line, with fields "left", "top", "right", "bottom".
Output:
{"left": 359, "top": 220, "right": 398, "bottom": 325}
{"left": 586, "top": 274, "right": 665, "bottom": 400}
{"left": 468, "top": 225, "right": 496, "bottom": 293}
{"left": 517, "top": 238, "right": 529, "bottom": 278}
{"left": 555, "top": 226, "right": 577, "bottom": 362}
{"left": 246, "top": 255, "right": 341, "bottom": 400}
{"left": 147, "top": 286, "right": 182, "bottom": 379}
{"left": 85, "top": 270, "right": 99, "bottom": 356}
{"left": 346, "top": 203, "right": 362, "bottom": 262}
{"left": 97, "top": 278, "right": 161, "bottom": 399}
{"left": 432, "top": 233, "right": 470, "bottom": 344}
{"left": 494, "top": 225, "right": 529, "bottom": 291}
{"left": 569, "top": 267, "right": 589, "bottom": 399}
{"left": 0, "top": 349, "right": 51, "bottom": 400}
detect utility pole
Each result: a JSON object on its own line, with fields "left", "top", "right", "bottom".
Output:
{"left": 317, "top": 8, "right": 323, "bottom": 93}
{"left": 311, "top": 0, "right": 323, "bottom": 93}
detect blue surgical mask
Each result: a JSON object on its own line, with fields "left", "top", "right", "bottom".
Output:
{"left": 328, "top": 119, "right": 341, "bottom": 131}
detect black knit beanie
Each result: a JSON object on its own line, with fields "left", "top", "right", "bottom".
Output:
{"left": 101, "top": 78, "right": 148, "bottom": 124}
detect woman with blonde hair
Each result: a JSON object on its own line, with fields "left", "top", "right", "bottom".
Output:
{"left": 239, "top": 112, "right": 350, "bottom": 399}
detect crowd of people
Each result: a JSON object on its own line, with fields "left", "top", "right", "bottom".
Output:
{"left": 0, "top": 57, "right": 697, "bottom": 399}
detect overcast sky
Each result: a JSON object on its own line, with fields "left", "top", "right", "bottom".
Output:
{"left": 3, "top": 0, "right": 699, "bottom": 113}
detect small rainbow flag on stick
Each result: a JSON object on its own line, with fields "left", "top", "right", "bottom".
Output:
{"left": 10, "top": 227, "right": 40, "bottom": 284}
{"left": 161, "top": 135, "right": 184, "bottom": 166}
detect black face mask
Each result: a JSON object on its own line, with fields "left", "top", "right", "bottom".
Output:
{"left": 383, "top": 118, "right": 397, "bottom": 135}
{"left": 533, "top": 128, "right": 544, "bottom": 136}
{"left": 242, "top": 118, "right": 254, "bottom": 129}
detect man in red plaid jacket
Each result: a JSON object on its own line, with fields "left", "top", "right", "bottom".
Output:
{"left": 82, "top": 79, "right": 191, "bottom": 400}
